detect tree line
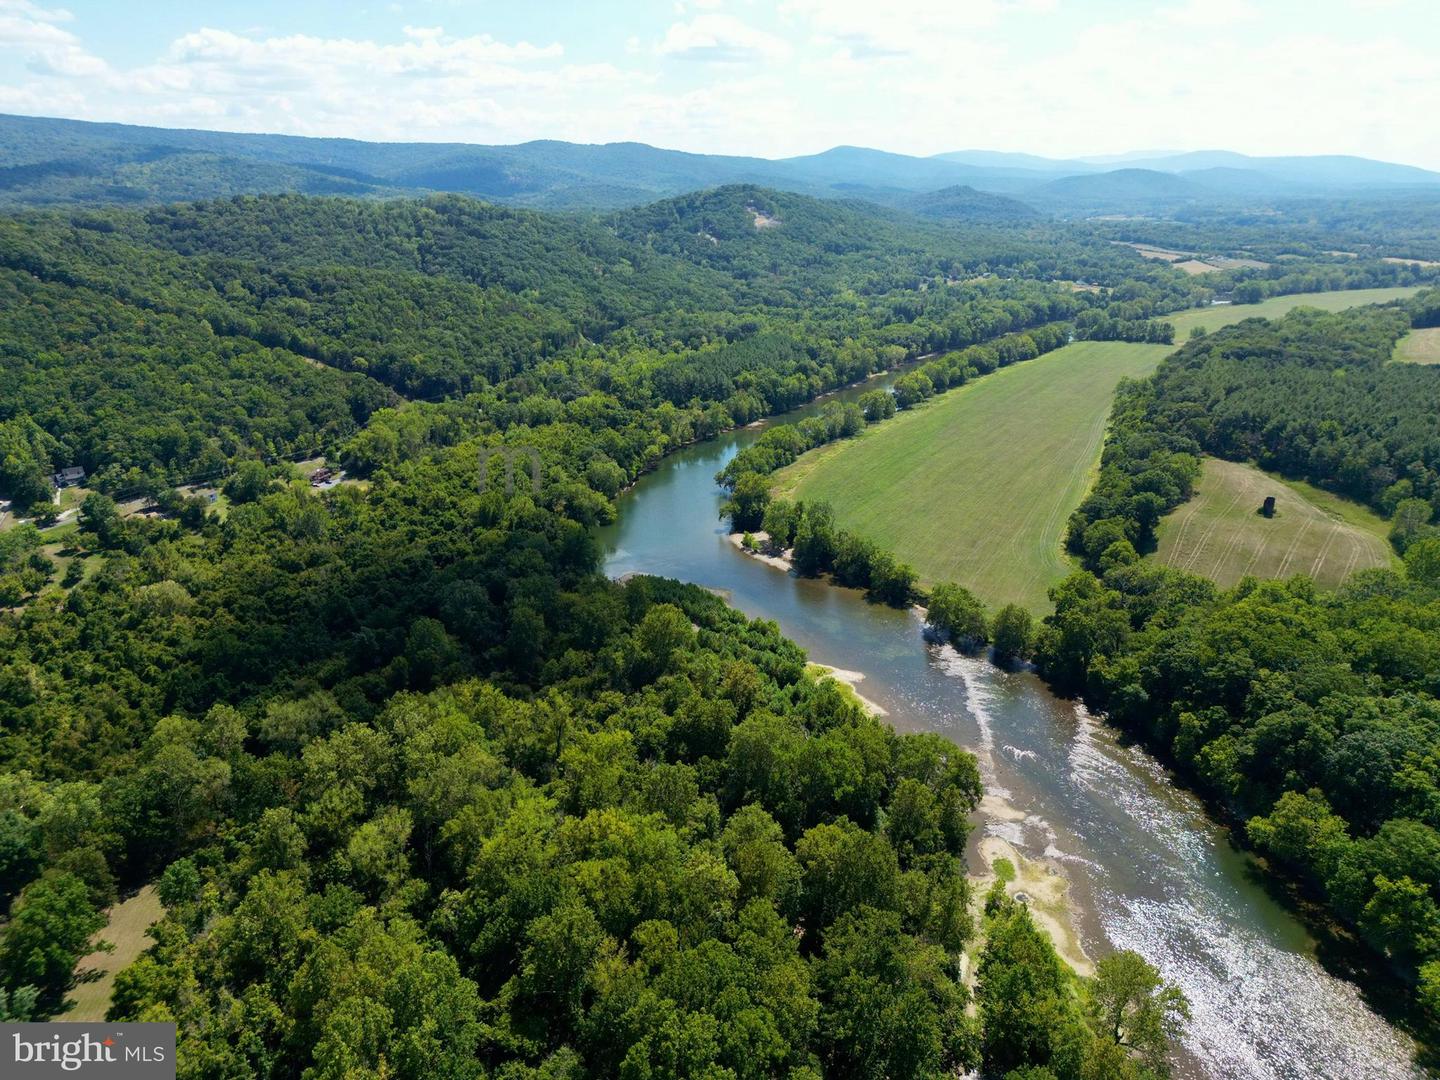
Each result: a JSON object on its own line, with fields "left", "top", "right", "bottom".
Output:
{"left": 717, "top": 323, "right": 1074, "bottom": 493}
{"left": 0, "top": 189, "right": 1197, "bottom": 1077}
{"left": 1066, "top": 293, "right": 1440, "bottom": 569}
{"left": 708, "top": 290, "right": 1440, "bottom": 1045}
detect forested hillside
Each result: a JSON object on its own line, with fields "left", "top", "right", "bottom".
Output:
{"left": 5, "top": 11, "right": 1440, "bottom": 1071}
{"left": 0, "top": 186, "right": 1208, "bottom": 1078}
{"left": 1015, "top": 296, "right": 1440, "bottom": 1034}
{"left": 0, "top": 188, "right": 1235, "bottom": 513}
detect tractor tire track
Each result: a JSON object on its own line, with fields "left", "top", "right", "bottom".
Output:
{"left": 1276, "top": 516, "right": 1315, "bottom": 578}
{"left": 1183, "top": 469, "right": 1256, "bottom": 575}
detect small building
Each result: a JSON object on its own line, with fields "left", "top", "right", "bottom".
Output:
{"left": 52, "top": 466, "right": 86, "bottom": 488}
{"left": 309, "top": 467, "right": 336, "bottom": 487}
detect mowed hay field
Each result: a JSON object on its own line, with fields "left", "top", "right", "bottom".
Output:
{"left": 771, "top": 341, "right": 1173, "bottom": 611}
{"left": 1166, "top": 285, "right": 1424, "bottom": 336}
{"left": 768, "top": 287, "right": 1422, "bottom": 613}
{"left": 1396, "top": 326, "right": 1440, "bottom": 364}
{"left": 1153, "top": 458, "right": 1394, "bottom": 590}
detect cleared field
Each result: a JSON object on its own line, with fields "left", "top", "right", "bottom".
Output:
{"left": 1396, "top": 326, "right": 1440, "bottom": 365}
{"left": 1114, "top": 242, "right": 1266, "bottom": 274}
{"left": 771, "top": 341, "right": 1173, "bottom": 612}
{"left": 768, "top": 287, "right": 1420, "bottom": 613}
{"left": 1120, "top": 242, "right": 1187, "bottom": 261}
{"left": 1153, "top": 458, "right": 1393, "bottom": 590}
{"left": 1167, "top": 285, "right": 1424, "bottom": 336}
{"left": 58, "top": 885, "right": 163, "bottom": 1021}
{"left": 1208, "top": 255, "right": 1270, "bottom": 270}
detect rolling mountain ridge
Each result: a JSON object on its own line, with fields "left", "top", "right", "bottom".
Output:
{"left": 2, "top": 112, "right": 1438, "bottom": 216}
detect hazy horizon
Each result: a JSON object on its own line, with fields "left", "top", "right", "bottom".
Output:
{"left": 2, "top": 0, "right": 1438, "bottom": 170}
{"left": 7, "top": 110, "right": 1439, "bottom": 178}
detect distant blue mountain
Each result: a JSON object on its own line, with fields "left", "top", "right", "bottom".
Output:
{"left": 1, "top": 112, "right": 1436, "bottom": 214}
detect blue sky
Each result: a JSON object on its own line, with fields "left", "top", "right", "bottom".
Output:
{"left": 2, "top": 0, "right": 1438, "bottom": 168}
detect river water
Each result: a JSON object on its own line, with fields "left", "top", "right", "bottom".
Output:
{"left": 596, "top": 371, "right": 1422, "bottom": 1079}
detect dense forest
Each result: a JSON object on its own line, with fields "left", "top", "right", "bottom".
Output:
{"left": 0, "top": 188, "right": 1216, "bottom": 1078}
{"left": 5, "top": 173, "right": 1440, "bottom": 1076}
{"left": 0, "top": 186, "right": 1246, "bottom": 513}
{"left": 1032, "top": 546, "right": 1440, "bottom": 1036}
{"left": 708, "top": 288, "right": 1440, "bottom": 1042}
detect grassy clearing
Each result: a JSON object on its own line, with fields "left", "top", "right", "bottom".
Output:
{"left": 1208, "top": 256, "right": 1269, "bottom": 270}
{"left": 1395, "top": 327, "right": 1440, "bottom": 365}
{"left": 1115, "top": 243, "right": 1266, "bottom": 273}
{"left": 59, "top": 885, "right": 164, "bottom": 1022}
{"left": 39, "top": 521, "right": 79, "bottom": 543}
{"left": 1153, "top": 458, "right": 1394, "bottom": 590}
{"left": 1127, "top": 244, "right": 1185, "bottom": 261}
{"left": 770, "top": 287, "right": 1420, "bottom": 613}
{"left": 772, "top": 341, "right": 1172, "bottom": 612}
{"left": 1167, "top": 286, "right": 1424, "bottom": 336}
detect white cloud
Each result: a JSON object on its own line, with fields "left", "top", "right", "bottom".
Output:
{"left": 779, "top": 0, "right": 1041, "bottom": 62}
{"left": 0, "top": 17, "right": 639, "bottom": 143}
{"left": 0, "top": 0, "right": 106, "bottom": 77}
{"left": 805, "top": 18, "right": 1440, "bottom": 169}
{"left": 0, "top": 0, "right": 74, "bottom": 22}
{"left": 1166, "top": 0, "right": 1257, "bottom": 28}
{"left": 655, "top": 14, "right": 791, "bottom": 64}
{"left": 0, "top": 1, "right": 1436, "bottom": 170}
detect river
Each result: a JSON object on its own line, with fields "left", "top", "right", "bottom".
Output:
{"left": 595, "top": 369, "right": 1423, "bottom": 1079}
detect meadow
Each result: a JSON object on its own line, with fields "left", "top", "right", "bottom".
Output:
{"left": 1395, "top": 326, "right": 1440, "bottom": 364}
{"left": 771, "top": 340, "right": 1173, "bottom": 611}
{"left": 1166, "top": 285, "right": 1423, "bottom": 336}
{"left": 1152, "top": 458, "right": 1394, "bottom": 590}
{"left": 58, "top": 886, "right": 164, "bottom": 1022}
{"left": 770, "top": 287, "right": 1421, "bottom": 612}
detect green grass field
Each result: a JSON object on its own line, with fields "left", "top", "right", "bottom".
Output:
{"left": 1167, "top": 285, "right": 1423, "bottom": 336}
{"left": 1395, "top": 326, "right": 1440, "bottom": 365}
{"left": 770, "top": 287, "right": 1420, "bottom": 613}
{"left": 1153, "top": 458, "right": 1394, "bottom": 589}
{"left": 772, "top": 341, "right": 1173, "bottom": 611}
{"left": 58, "top": 885, "right": 164, "bottom": 1021}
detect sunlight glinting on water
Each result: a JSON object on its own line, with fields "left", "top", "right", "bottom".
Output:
{"left": 1062, "top": 707, "right": 1422, "bottom": 1079}
{"left": 598, "top": 374, "right": 1425, "bottom": 1079}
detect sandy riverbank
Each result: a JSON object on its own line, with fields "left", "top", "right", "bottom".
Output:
{"left": 725, "top": 530, "right": 795, "bottom": 572}
{"left": 724, "top": 528, "right": 1087, "bottom": 974}
{"left": 806, "top": 662, "right": 888, "bottom": 717}
{"left": 973, "top": 834, "right": 1093, "bottom": 977}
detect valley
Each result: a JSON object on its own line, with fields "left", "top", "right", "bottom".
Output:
{"left": 767, "top": 286, "right": 1424, "bottom": 612}
{"left": 770, "top": 340, "right": 1172, "bottom": 611}
{"left": 2, "top": 79, "right": 1440, "bottom": 1080}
